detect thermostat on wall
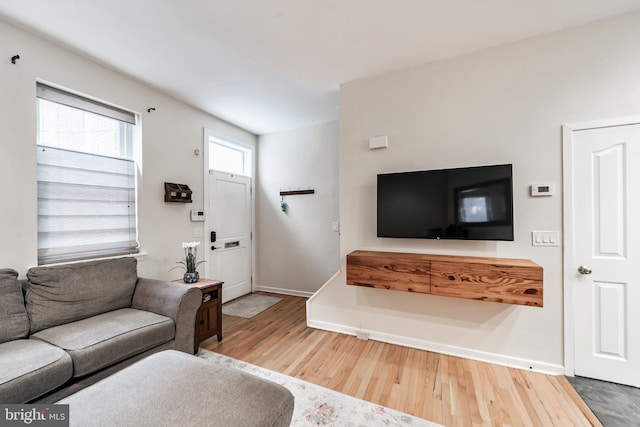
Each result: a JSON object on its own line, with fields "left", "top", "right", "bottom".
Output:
{"left": 530, "top": 183, "right": 554, "bottom": 197}
{"left": 190, "top": 210, "right": 205, "bottom": 222}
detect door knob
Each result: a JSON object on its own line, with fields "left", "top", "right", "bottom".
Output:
{"left": 578, "top": 265, "right": 592, "bottom": 275}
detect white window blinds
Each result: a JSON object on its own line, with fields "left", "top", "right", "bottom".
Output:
{"left": 36, "top": 83, "right": 136, "bottom": 124}
{"left": 36, "top": 83, "right": 138, "bottom": 264}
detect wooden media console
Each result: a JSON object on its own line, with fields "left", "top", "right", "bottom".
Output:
{"left": 346, "top": 250, "right": 543, "bottom": 307}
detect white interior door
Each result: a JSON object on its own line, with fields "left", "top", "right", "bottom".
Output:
{"left": 572, "top": 123, "right": 640, "bottom": 387}
{"left": 208, "top": 171, "right": 252, "bottom": 303}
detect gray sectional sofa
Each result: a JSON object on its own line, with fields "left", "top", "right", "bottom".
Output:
{"left": 0, "top": 257, "right": 202, "bottom": 403}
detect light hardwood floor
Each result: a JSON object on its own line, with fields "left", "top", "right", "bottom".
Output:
{"left": 202, "top": 292, "right": 601, "bottom": 427}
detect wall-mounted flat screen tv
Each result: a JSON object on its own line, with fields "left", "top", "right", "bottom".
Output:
{"left": 377, "top": 164, "right": 513, "bottom": 241}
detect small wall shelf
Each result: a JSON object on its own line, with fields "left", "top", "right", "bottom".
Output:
{"left": 279, "top": 189, "right": 315, "bottom": 196}
{"left": 164, "top": 182, "right": 193, "bottom": 203}
{"left": 346, "top": 250, "right": 543, "bottom": 307}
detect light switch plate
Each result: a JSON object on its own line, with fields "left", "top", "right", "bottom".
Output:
{"left": 532, "top": 231, "right": 559, "bottom": 246}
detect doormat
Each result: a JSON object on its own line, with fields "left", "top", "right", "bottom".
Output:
{"left": 566, "top": 375, "right": 640, "bottom": 426}
{"left": 222, "top": 294, "right": 283, "bottom": 318}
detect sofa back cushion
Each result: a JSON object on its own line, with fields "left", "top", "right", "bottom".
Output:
{"left": 0, "top": 269, "right": 30, "bottom": 343}
{"left": 26, "top": 257, "right": 138, "bottom": 333}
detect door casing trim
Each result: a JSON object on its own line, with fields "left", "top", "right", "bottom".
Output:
{"left": 562, "top": 115, "right": 640, "bottom": 376}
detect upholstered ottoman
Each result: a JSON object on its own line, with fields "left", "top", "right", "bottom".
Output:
{"left": 57, "top": 350, "right": 294, "bottom": 427}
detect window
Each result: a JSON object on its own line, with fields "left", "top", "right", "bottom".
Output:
{"left": 209, "top": 136, "right": 252, "bottom": 177}
{"left": 36, "top": 82, "right": 139, "bottom": 264}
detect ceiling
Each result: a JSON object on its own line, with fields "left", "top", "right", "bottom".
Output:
{"left": 1, "top": 1, "right": 639, "bottom": 135}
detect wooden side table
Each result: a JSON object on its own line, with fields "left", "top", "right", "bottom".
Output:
{"left": 175, "top": 278, "right": 223, "bottom": 353}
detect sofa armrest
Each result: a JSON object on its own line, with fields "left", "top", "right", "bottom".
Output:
{"left": 131, "top": 278, "right": 201, "bottom": 354}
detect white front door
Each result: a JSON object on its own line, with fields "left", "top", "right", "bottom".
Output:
{"left": 571, "top": 123, "right": 640, "bottom": 387}
{"left": 208, "top": 170, "right": 252, "bottom": 303}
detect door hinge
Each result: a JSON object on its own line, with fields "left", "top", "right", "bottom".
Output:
{"left": 251, "top": 276, "right": 253, "bottom": 284}
{"left": 250, "top": 231, "right": 253, "bottom": 240}
{"left": 250, "top": 187, "right": 252, "bottom": 196}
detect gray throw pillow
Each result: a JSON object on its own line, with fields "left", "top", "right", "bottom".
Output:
{"left": 0, "top": 269, "right": 30, "bottom": 343}
{"left": 26, "top": 257, "right": 138, "bottom": 334}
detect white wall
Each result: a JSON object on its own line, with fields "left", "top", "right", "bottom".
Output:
{"left": 0, "top": 18, "right": 256, "bottom": 279}
{"left": 308, "top": 12, "right": 640, "bottom": 372}
{"left": 256, "top": 121, "right": 340, "bottom": 296}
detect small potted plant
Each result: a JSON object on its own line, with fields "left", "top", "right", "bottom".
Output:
{"left": 171, "top": 241, "right": 205, "bottom": 283}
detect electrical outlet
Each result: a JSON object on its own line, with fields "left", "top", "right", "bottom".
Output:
{"left": 355, "top": 330, "right": 369, "bottom": 340}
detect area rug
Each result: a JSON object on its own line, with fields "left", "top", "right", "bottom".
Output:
{"left": 198, "top": 349, "right": 441, "bottom": 427}
{"left": 222, "top": 294, "right": 283, "bottom": 318}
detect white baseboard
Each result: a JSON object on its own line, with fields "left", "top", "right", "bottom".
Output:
{"left": 307, "top": 319, "right": 564, "bottom": 376}
{"left": 254, "top": 285, "right": 314, "bottom": 298}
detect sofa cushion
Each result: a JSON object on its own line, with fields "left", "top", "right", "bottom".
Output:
{"left": 31, "top": 308, "right": 175, "bottom": 377}
{"left": 0, "top": 339, "right": 73, "bottom": 403}
{"left": 0, "top": 269, "right": 30, "bottom": 344}
{"left": 25, "top": 257, "right": 138, "bottom": 333}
